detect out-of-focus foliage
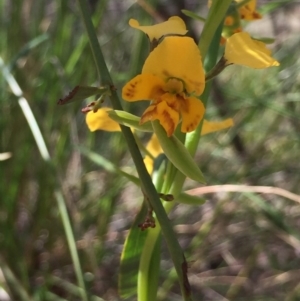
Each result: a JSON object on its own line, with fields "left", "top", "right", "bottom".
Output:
{"left": 1, "top": 0, "right": 300, "bottom": 300}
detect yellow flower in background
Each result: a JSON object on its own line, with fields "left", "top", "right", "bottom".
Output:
{"left": 201, "top": 119, "right": 234, "bottom": 136}
{"left": 129, "top": 16, "right": 187, "bottom": 42}
{"left": 86, "top": 108, "right": 233, "bottom": 174}
{"left": 236, "top": 0, "right": 261, "bottom": 20}
{"left": 208, "top": 0, "right": 261, "bottom": 43}
{"left": 123, "top": 36, "right": 205, "bottom": 137}
{"left": 224, "top": 32, "right": 279, "bottom": 68}
{"left": 86, "top": 107, "right": 121, "bottom": 132}
{"left": 144, "top": 134, "right": 162, "bottom": 174}
{"left": 144, "top": 118, "right": 234, "bottom": 174}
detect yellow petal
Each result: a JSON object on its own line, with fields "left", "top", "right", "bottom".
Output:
{"left": 144, "top": 155, "right": 154, "bottom": 175}
{"left": 225, "top": 32, "right": 279, "bottom": 68}
{"left": 140, "top": 100, "right": 180, "bottom": 137}
{"left": 122, "top": 74, "right": 165, "bottom": 102}
{"left": 201, "top": 118, "right": 234, "bottom": 135}
{"left": 129, "top": 17, "right": 187, "bottom": 42}
{"left": 180, "top": 96, "right": 205, "bottom": 133}
{"left": 86, "top": 108, "right": 121, "bottom": 132}
{"left": 146, "top": 134, "right": 163, "bottom": 158}
{"left": 237, "top": 0, "right": 262, "bottom": 20}
{"left": 142, "top": 36, "right": 205, "bottom": 95}
{"left": 144, "top": 134, "right": 163, "bottom": 175}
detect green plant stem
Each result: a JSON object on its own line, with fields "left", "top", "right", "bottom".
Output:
{"left": 0, "top": 256, "right": 31, "bottom": 301}
{"left": 136, "top": 11, "right": 226, "bottom": 300}
{"left": 198, "top": 0, "right": 232, "bottom": 60}
{"left": 138, "top": 226, "right": 161, "bottom": 300}
{"left": 205, "top": 56, "right": 228, "bottom": 82}
{"left": 0, "top": 57, "right": 88, "bottom": 301}
{"left": 76, "top": 0, "right": 193, "bottom": 300}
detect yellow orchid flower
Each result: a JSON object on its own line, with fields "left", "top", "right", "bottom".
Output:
{"left": 86, "top": 107, "right": 121, "bottom": 132}
{"left": 123, "top": 17, "right": 206, "bottom": 137}
{"left": 208, "top": 0, "right": 261, "bottom": 43}
{"left": 224, "top": 32, "right": 279, "bottom": 69}
{"left": 129, "top": 16, "right": 187, "bottom": 42}
{"left": 123, "top": 35, "right": 205, "bottom": 136}
{"left": 208, "top": 0, "right": 261, "bottom": 21}
{"left": 236, "top": 0, "right": 261, "bottom": 20}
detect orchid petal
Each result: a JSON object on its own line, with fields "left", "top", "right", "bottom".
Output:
{"left": 225, "top": 32, "right": 279, "bottom": 68}
{"left": 140, "top": 100, "right": 180, "bottom": 137}
{"left": 142, "top": 36, "right": 205, "bottom": 95}
{"left": 201, "top": 118, "right": 234, "bottom": 135}
{"left": 180, "top": 96, "right": 205, "bottom": 133}
{"left": 122, "top": 74, "right": 165, "bottom": 102}
{"left": 86, "top": 108, "right": 121, "bottom": 132}
{"left": 129, "top": 17, "right": 187, "bottom": 42}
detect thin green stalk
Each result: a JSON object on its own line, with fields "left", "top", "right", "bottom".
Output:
{"left": 136, "top": 11, "right": 226, "bottom": 300}
{"left": 0, "top": 57, "right": 88, "bottom": 301}
{"left": 198, "top": 0, "right": 232, "bottom": 60}
{"left": 76, "top": 0, "right": 193, "bottom": 299}
{"left": 138, "top": 226, "right": 161, "bottom": 300}
{"left": 54, "top": 190, "right": 88, "bottom": 301}
{"left": 0, "top": 57, "right": 50, "bottom": 161}
{"left": 0, "top": 256, "right": 31, "bottom": 301}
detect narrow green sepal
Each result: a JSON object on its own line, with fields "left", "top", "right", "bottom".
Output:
{"left": 181, "top": 9, "right": 206, "bottom": 22}
{"left": 79, "top": 146, "right": 140, "bottom": 186}
{"left": 253, "top": 37, "right": 276, "bottom": 44}
{"left": 152, "top": 121, "right": 206, "bottom": 184}
{"left": 176, "top": 193, "right": 206, "bottom": 205}
{"left": 57, "top": 85, "right": 109, "bottom": 105}
{"left": 107, "top": 110, "right": 153, "bottom": 132}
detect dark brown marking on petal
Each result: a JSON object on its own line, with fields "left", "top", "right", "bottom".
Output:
{"left": 253, "top": 12, "right": 261, "bottom": 19}
{"left": 185, "top": 114, "right": 201, "bottom": 132}
{"left": 161, "top": 110, "right": 175, "bottom": 136}
{"left": 124, "top": 86, "right": 136, "bottom": 98}
{"left": 130, "top": 82, "right": 137, "bottom": 88}
{"left": 162, "top": 70, "right": 171, "bottom": 78}
{"left": 140, "top": 106, "right": 158, "bottom": 124}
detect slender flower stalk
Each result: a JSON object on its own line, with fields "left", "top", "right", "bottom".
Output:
{"left": 77, "top": 0, "right": 195, "bottom": 299}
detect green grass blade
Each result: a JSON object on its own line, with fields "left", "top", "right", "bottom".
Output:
{"left": 198, "top": 0, "right": 232, "bottom": 59}
{"left": 0, "top": 57, "right": 88, "bottom": 301}
{"left": 0, "top": 256, "right": 31, "bottom": 301}
{"left": 79, "top": 146, "right": 140, "bottom": 186}
{"left": 119, "top": 202, "right": 148, "bottom": 298}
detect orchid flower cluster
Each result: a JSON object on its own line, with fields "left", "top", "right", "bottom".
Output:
{"left": 80, "top": 2, "right": 279, "bottom": 300}
{"left": 86, "top": 12, "right": 278, "bottom": 177}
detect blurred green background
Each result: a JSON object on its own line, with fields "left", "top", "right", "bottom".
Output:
{"left": 1, "top": 0, "right": 300, "bottom": 300}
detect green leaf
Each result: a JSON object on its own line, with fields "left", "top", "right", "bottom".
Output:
{"left": 199, "top": 0, "right": 232, "bottom": 59}
{"left": 181, "top": 9, "right": 206, "bottom": 23}
{"left": 176, "top": 193, "right": 206, "bottom": 205}
{"left": 152, "top": 121, "right": 206, "bottom": 183}
{"left": 138, "top": 233, "right": 162, "bottom": 301}
{"left": 107, "top": 110, "right": 153, "bottom": 132}
{"left": 57, "top": 86, "right": 107, "bottom": 105}
{"left": 79, "top": 146, "right": 140, "bottom": 186}
{"left": 119, "top": 202, "right": 148, "bottom": 298}
{"left": 253, "top": 37, "right": 276, "bottom": 44}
